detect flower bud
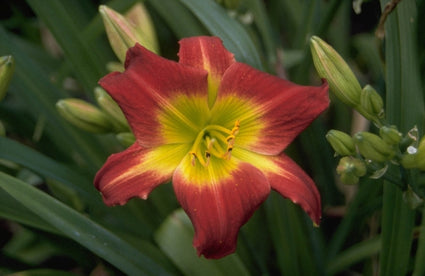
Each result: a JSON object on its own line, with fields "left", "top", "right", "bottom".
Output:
{"left": 326, "top": 130, "right": 356, "bottom": 156}
{"left": 353, "top": 132, "right": 395, "bottom": 162}
{"left": 116, "top": 132, "right": 136, "bottom": 147}
{"left": 56, "top": 98, "right": 113, "bottom": 133}
{"left": 0, "top": 55, "right": 15, "bottom": 101}
{"left": 379, "top": 125, "right": 402, "bottom": 145}
{"left": 401, "top": 135, "right": 425, "bottom": 170}
{"left": 310, "top": 36, "right": 362, "bottom": 108}
{"left": 99, "top": 4, "right": 158, "bottom": 63}
{"left": 360, "top": 85, "right": 384, "bottom": 124}
{"left": 336, "top": 156, "right": 367, "bottom": 185}
{"left": 94, "top": 87, "right": 129, "bottom": 132}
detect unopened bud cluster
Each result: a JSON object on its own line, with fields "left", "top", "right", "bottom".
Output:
{"left": 327, "top": 127, "right": 401, "bottom": 185}
{"left": 312, "top": 36, "right": 425, "bottom": 204}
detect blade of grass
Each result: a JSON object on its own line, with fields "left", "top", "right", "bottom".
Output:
{"left": 326, "top": 237, "right": 381, "bottom": 275}
{"left": 147, "top": 0, "right": 207, "bottom": 38}
{"left": 0, "top": 188, "right": 59, "bottom": 234}
{"left": 326, "top": 179, "right": 382, "bottom": 262}
{"left": 26, "top": 0, "right": 107, "bottom": 94}
{"left": 379, "top": 0, "right": 424, "bottom": 275}
{"left": 0, "top": 172, "right": 176, "bottom": 276}
{"left": 265, "top": 193, "right": 322, "bottom": 276}
{"left": 178, "top": 0, "right": 263, "bottom": 70}
{"left": 0, "top": 136, "right": 166, "bottom": 239}
{"left": 245, "top": 0, "right": 277, "bottom": 66}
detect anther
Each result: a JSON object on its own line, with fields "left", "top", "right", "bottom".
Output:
{"left": 190, "top": 152, "right": 197, "bottom": 166}
{"left": 205, "top": 151, "right": 211, "bottom": 166}
{"left": 223, "top": 147, "right": 233, "bottom": 160}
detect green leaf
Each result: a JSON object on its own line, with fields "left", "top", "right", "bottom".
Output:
{"left": 155, "top": 209, "right": 250, "bottom": 276}
{"left": 147, "top": 0, "right": 207, "bottom": 38}
{"left": 326, "top": 237, "right": 381, "bottom": 275}
{"left": 25, "top": 0, "right": 107, "bottom": 94}
{"left": 0, "top": 136, "right": 170, "bottom": 240}
{"left": 0, "top": 136, "right": 98, "bottom": 203}
{"left": 0, "top": 172, "right": 175, "bottom": 276}
{"left": 178, "top": 0, "right": 263, "bottom": 70}
{"left": 265, "top": 194, "right": 323, "bottom": 276}
{"left": 0, "top": 188, "right": 58, "bottom": 234}
{"left": 379, "top": 0, "right": 424, "bottom": 275}
{"left": 0, "top": 27, "right": 107, "bottom": 172}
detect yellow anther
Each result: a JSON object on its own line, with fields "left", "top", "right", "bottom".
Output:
{"left": 231, "top": 119, "right": 240, "bottom": 135}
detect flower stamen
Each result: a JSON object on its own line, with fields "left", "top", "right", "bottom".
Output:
{"left": 189, "top": 120, "right": 240, "bottom": 166}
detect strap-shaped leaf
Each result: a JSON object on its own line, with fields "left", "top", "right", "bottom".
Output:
{"left": 178, "top": 0, "right": 263, "bottom": 70}
{"left": 0, "top": 172, "right": 175, "bottom": 276}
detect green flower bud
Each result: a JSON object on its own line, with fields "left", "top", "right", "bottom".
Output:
{"left": 56, "top": 99, "right": 113, "bottom": 133}
{"left": 380, "top": 125, "right": 402, "bottom": 145}
{"left": 310, "top": 36, "right": 362, "bottom": 108}
{"left": 326, "top": 130, "right": 356, "bottom": 156}
{"left": 336, "top": 156, "right": 367, "bottom": 185}
{"left": 125, "top": 3, "right": 159, "bottom": 53}
{"left": 360, "top": 85, "right": 384, "bottom": 124}
{"left": 353, "top": 132, "right": 395, "bottom": 162}
{"left": 116, "top": 132, "right": 136, "bottom": 147}
{"left": 401, "top": 135, "right": 425, "bottom": 170}
{"left": 94, "top": 87, "right": 129, "bottom": 132}
{"left": 0, "top": 55, "right": 15, "bottom": 101}
{"left": 99, "top": 4, "right": 158, "bottom": 63}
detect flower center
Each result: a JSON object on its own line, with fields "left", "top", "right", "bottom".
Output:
{"left": 189, "top": 120, "right": 240, "bottom": 167}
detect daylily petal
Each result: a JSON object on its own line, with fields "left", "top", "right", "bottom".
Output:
{"left": 216, "top": 62, "right": 329, "bottom": 155}
{"left": 95, "top": 142, "right": 190, "bottom": 205}
{"left": 178, "top": 36, "right": 235, "bottom": 108}
{"left": 173, "top": 157, "right": 270, "bottom": 258}
{"left": 266, "top": 153, "right": 322, "bottom": 225}
{"left": 99, "top": 43, "right": 209, "bottom": 147}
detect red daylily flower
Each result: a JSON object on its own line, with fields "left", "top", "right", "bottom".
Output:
{"left": 95, "top": 36, "right": 329, "bottom": 259}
